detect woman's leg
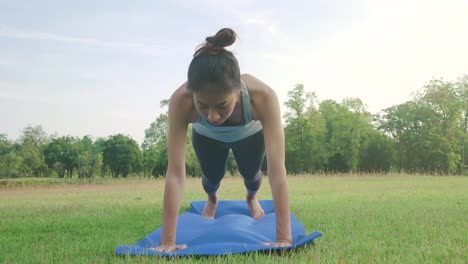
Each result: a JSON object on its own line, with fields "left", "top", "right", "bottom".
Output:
{"left": 192, "top": 129, "right": 230, "bottom": 218}
{"left": 230, "top": 130, "right": 266, "bottom": 219}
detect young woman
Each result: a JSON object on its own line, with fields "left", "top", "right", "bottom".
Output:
{"left": 153, "top": 28, "right": 292, "bottom": 252}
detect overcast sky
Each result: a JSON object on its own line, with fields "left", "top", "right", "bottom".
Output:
{"left": 1, "top": 0, "right": 467, "bottom": 144}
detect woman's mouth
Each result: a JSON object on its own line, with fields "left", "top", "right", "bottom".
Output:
{"left": 210, "top": 120, "right": 224, "bottom": 125}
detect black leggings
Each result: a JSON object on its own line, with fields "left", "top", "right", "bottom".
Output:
{"left": 192, "top": 129, "right": 265, "bottom": 194}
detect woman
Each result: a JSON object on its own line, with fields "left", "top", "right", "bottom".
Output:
{"left": 154, "top": 28, "right": 292, "bottom": 252}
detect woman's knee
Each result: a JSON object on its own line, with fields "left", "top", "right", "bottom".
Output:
{"left": 202, "top": 175, "right": 222, "bottom": 194}
{"left": 243, "top": 170, "right": 263, "bottom": 192}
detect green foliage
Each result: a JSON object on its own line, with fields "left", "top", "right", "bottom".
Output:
{"left": 94, "top": 137, "right": 111, "bottom": 177}
{"left": 185, "top": 127, "right": 202, "bottom": 177}
{"left": 0, "top": 135, "right": 22, "bottom": 178}
{"left": 141, "top": 100, "right": 169, "bottom": 151}
{"left": 42, "top": 136, "right": 105, "bottom": 178}
{"left": 102, "top": 134, "right": 142, "bottom": 177}
{"left": 141, "top": 100, "right": 213, "bottom": 178}
{"left": 320, "top": 100, "right": 360, "bottom": 171}
{"left": 304, "top": 108, "right": 328, "bottom": 171}
{"left": 418, "top": 80, "right": 464, "bottom": 173}
{"left": 142, "top": 101, "right": 170, "bottom": 177}
{"left": 378, "top": 77, "right": 466, "bottom": 173}
{"left": 0, "top": 134, "right": 10, "bottom": 155}
{"left": 284, "top": 84, "right": 327, "bottom": 173}
{"left": 283, "top": 85, "right": 396, "bottom": 173}
{"left": 379, "top": 102, "right": 431, "bottom": 172}
{"left": 455, "top": 75, "right": 468, "bottom": 167}
{"left": 17, "top": 125, "right": 48, "bottom": 177}
{"left": 19, "top": 125, "right": 49, "bottom": 146}
{"left": 358, "top": 129, "right": 395, "bottom": 172}
{"left": 75, "top": 136, "right": 103, "bottom": 178}
{"left": 43, "top": 136, "right": 77, "bottom": 178}
{"left": 142, "top": 146, "right": 162, "bottom": 177}
{"left": 0, "top": 152, "right": 23, "bottom": 178}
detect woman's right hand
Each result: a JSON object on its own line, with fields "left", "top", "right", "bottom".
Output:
{"left": 150, "top": 243, "right": 187, "bottom": 253}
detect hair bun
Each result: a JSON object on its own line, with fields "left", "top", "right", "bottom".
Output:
{"left": 205, "top": 28, "right": 237, "bottom": 48}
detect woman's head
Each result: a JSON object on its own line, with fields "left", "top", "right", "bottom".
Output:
{"left": 188, "top": 28, "right": 241, "bottom": 125}
{"left": 187, "top": 28, "right": 241, "bottom": 93}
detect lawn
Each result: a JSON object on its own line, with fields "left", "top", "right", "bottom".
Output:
{"left": 0, "top": 175, "right": 467, "bottom": 263}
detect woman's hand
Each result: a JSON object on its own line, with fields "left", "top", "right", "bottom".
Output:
{"left": 150, "top": 243, "right": 187, "bottom": 253}
{"left": 262, "top": 240, "right": 292, "bottom": 247}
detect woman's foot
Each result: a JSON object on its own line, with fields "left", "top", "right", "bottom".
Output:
{"left": 202, "top": 193, "right": 218, "bottom": 219}
{"left": 247, "top": 193, "right": 265, "bottom": 220}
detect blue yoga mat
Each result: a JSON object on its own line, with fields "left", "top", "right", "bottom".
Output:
{"left": 115, "top": 200, "right": 322, "bottom": 256}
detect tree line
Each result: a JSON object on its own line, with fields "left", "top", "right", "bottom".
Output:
{"left": 0, "top": 75, "right": 466, "bottom": 178}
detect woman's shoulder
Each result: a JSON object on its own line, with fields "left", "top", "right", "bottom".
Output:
{"left": 242, "top": 74, "right": 276, "bottom": 96}
{"left": 241, "top": 73, "right": 278, "bottom": 120}
{"left": 170, "top": 82, "right": 197, "bottom": 123}
{"left": 242, "top": 74, "right": 277, "bottom": 103}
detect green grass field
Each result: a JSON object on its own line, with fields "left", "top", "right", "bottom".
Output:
{"left": 0, "top": 175, "right": 467, "bottom": 263}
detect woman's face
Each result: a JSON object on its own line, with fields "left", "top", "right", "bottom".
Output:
{"left": 193, "top": 85, "right": 240, "bottom": 125}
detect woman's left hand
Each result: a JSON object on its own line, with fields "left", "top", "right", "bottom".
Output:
{"left": 262, "top": 241, "right": 292, "bottom": 247}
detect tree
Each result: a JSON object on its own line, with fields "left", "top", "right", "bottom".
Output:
{"left": 185, "top": 126, "right": 202, "bottom": 177}
{"left": 142, "top": 146, "right": 162, "bottom": 177}
{"left": 75, "top": 136, "right": 102, "bottom": 178}
{"left": 142, "top": 100, "right": 169, "bottom": 149}
{"left": 142, "top": 100, "right": 208, "bottom": 177}
{"left": 378, "top": 101, "right": 429, "bottom": 172}
{"left": 142, "top": 100, "right": 169, "bottom": 177}
{"left": 0, "top": 134, "right": 9, "bottom": 154}
{"left": 415, "top": 79, "right": 463, "bottom": 173}
{"left": 284, "top": 84, "right": 327, "bottom": 173}
{"left": 102, "top": 134, "right": 142, "bottom": 177}
{"left": 0, "top": 135, "right": 22, "bottom": 178}
{"left": 306, "top": 109, "right": 328, "bottom": 172}
{"left": 358, "top": 129, "right": 395, "bottom": 172}
{"left": 43, "top": 136, "right": 76, "bottom": 178}
{"left": 378, "top": 77, "right": 465, "bottom": 174}
{"left": 320, "top": 100, "right": 365, "bottom": 172}
{"left": 94, "top": 137, "right": 110, "bottom": 177}
{"left": 19, "top": 125, "right": 49, "bottom": 146}
{"left": 455, "top": 75, "right": 468, "bottom": 169}
{"left": 18, "top": 125, "right": 48, "bottom": 177}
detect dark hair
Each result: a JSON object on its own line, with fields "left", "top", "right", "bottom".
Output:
{"left": 187, "top": 28, "right": 241, "bottom": 93}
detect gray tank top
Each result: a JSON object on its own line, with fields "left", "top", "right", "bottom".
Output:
{"left": 192, "top": 80, "right": 263, "bottom": 142}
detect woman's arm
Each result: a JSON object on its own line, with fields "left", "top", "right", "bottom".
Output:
{"left": 256, "top": 80, "right": 292, "bottom": 246}
{"left": 152, "top": 90, "right": 190, "bottom": 252}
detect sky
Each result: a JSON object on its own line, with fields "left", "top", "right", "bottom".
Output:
{"left": 1, "top": 0, "right": 467, "bottom": 144}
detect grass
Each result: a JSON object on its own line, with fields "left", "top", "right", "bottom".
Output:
{"left": 0, "top": 177, "right": 139, "bottom": 188}
{"left": 0, "top": 174, "right": 467, "bottom": 263}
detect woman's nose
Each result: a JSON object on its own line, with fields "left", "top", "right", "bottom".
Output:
{"left": 207, "top": 109, "right": 220, "bottom": 122}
